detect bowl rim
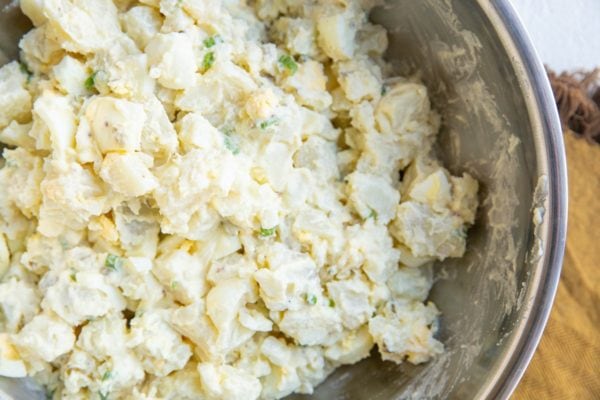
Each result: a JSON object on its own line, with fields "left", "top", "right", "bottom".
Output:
{"left": 476, "top": 1, "right": 568, "bottom": 399}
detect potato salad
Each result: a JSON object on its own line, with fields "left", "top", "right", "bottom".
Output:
{"left": 0, "top": 0, "right": 479, "bottom": 399}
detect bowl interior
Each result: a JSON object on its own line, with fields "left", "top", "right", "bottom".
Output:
{"left": 0, "top": 1, "right": 562, "bottom": 399}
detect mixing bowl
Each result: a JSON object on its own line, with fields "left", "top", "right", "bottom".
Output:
{"left": 0, "top": 0, "right": 567, "bottom": 399}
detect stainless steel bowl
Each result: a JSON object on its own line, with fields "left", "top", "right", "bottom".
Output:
{"left": 0, "top": 0, "right": 567, "bottom": 399}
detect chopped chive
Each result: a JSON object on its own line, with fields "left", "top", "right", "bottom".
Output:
{"left": 203, "top": 35, "right": 221, "bottom": 48}
{"left": 367, "top": 208, "right": 378, "bottom": 220}
{"left": 69, "top": 272, "right": 77, "bottom": 282}
{"left": 305, "top": 293, "right": 317, "bottom": 305}
{"left": 171, "top": 281, "right": 179, "bottom": 289}
{"left": 85, "top": 71, "right": 98, "bottom": 91}
{"left": 19, "top": 61, "right": 32, "bottom": 83}
{"left": 222, "top": 125, "right": 235, "bottom": 136}
{"left": 259, "top": 227, "right": 276, "bottom": 237}
{"left": 101, "top": 370, "right": 112, "bottom": 381}
{"left": 105, "top": 254, "right": 123, "bottom": 271}
{"left": 45, "top": 388, "right": 55, "bottom": 400}
{"left": 278, "top": 54, "right": 298, "bottom": 75}
{"left": 223, "top": 135, "right": 240, "bottom": 155}
{"left": 259, "top": 117, "right": 279, "bottom": 130}
{"left": 99, "top": 392, "right": 109, "bottom": 400}
{"left": 202, "top": 52, "right": 215, "bottom": 71}
{"left": 204, "top": 37, "right": 216, "bottom": 48}
{"left": 328, "top": 299, "right": 336, "bottom": 307}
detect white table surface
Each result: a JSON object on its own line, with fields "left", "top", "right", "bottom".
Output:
{"left": 510, "top": 0, "right": 600, "bottom": 72}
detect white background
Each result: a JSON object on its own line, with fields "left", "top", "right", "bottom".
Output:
{"left": 510, "top": 0, "right": 600, "bottom": 72}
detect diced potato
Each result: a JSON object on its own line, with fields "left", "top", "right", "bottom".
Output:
{"left": 177, "top": 112, "right": 222, "bottom": 152}
{"left": 317, "top": 12, "right": 356, "bottom": 61}
{"left": 14, "top": 313, "right": 75, "bottom": 363}
{"left": 175, "top": 60, "right": 258, "bottom": 115}
{"left": 283, "top": 60, "right": 332, "bottom": 111}
{"left": 206, "top": 278, "right": 253, "bottom": 336}
{"left": 326, "top": 276, "right": 374, "bottom": 330}
{"left": 99, "top": 152, "right": 158, "bottom": 197}
{"left": 344, "top": 221, "right": 400, "bottom": 283}
{"left": 1, "top": 148, "right": 44, "bottom": 218}
{"left": 334, "top": 57, "right": 381, "bottom": 103}
{"left": 52, "top": 56, "right": 88, "bottom": 96}
{"left": 294, "top": 136, "right": 338, "bottom": 182}
{"left": 397, "top": 244, "right": 435, "bottom": 268}
{"left": 20, "top": 0, "right": 47, "bottom": 27}
{"left": 375, "top": 82, "right": 431, "bottom": 135}
{"left": 324, "top": 325, "right": 373, "bottom": 365}
{"left": 153, "top": 250, "right": 208, "bottom": 304}
{"left": 254, "top": 245, "right": 320, "bottom": 312}
{"left": 146, "top": 32, "right": 197, "bottom": 90}
{"left": 369, "top": 301, "right": 443, "bottom": 364}
{"left": 159, "top": 0, "right": 196, "bottom": 33}
{"left": 279, "top": 305, "right": 342, "bottom": 346}
{"left": 0, "top": 121, "right": 35, "bottom": 149}
{"left": 258, "top": 141, "right": 294, "bottom": 192}
{"left": 104, "top": 53, "right": 156, "bottom": 99}
{"left": 260, "top": 336, "right": 293, "bottom": 367}
{"left": 19, "top": 26, "right": 64, "bottom": 74}
{"left": 391, "top": 201, "right": 466, "bottom": 260}
{"left": 238, "top": 307, "right": 272, "bottom": 332}
{"left": 387, "top": 265, "right": 433, "bottom": 301}
{"left": 346, "top": 172, "right": 400, "bottom": 224}
{"left": 198, "top": 362, "right": 261, "bottom": 400}
{"left": 408, "top": 169, "right": 453, "bottom": 212}
{"left": 42, "top": 269, "right": 127, "bottom": 326}
{"left": 74, "top": 118, "right": 101, "bottom": 165}
{"left": 170, "top": 302, "right": 220, "bottom": 361}
{"left": 271, "top": 17, "right": 320, "bottom": 59}
{"left": 121, "top": 6, "right": 163, "bottom": 50}
{"left": 450, "top": 173, "right": 479, "bottom": 224}
{"left": 32, "top": 91, "right": 76, "bottom": 160}
{"left": 0, "top": 62, "right": 32, "bottom": 129}
{"left": 140, "top": 95, "right": 178, "bottom": 157}
{"left": 77, "top": 315, "right": 129, "bottom": 359}
{"left": 155, "top": 363, "right": 205, "bottom": 399}
{"left": 114, "top": 207, "right": 160, "bottom": 259}
{"left": 129, "top": 310, "right": 192, "bottom": 376}
{"left": 357, "top": 23, "right": 388, "bottom": 57}
{"left": 300, "top": 107, "right": 339, "bottom": 141}
{"left": 0, "top": 278, "right": 41, "bottom": 333}
{"left": 43, "top": 0, "right": 123, "bottom": 54}
{"left": 85, "top": 96, "right": 146, "bottom": 153}
{"left": 0, "top": 334, "right": 26, "bottom": 378}
{"left": 349, "top": 101, "right": 376, "bottom": 133}
{"left": 38, "top": 161, "right": 108, "bottom": 236}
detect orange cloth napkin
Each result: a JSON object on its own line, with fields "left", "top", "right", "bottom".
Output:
{"left": 513, "top": 132, "right": 600, "bottom": 399}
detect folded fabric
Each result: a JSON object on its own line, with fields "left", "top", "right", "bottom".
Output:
{"left": 514, "top": 131, "right": 600, "bottom": 399}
